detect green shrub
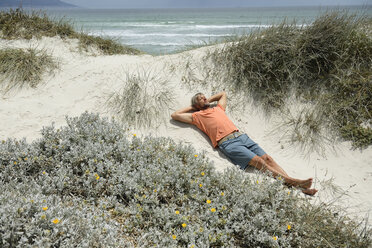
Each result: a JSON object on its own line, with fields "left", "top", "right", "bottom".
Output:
{"left": 0, "top": 112, "right": 370, "bottom": 247}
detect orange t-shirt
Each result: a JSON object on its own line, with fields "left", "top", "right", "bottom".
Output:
{"left": 192, "top": 104, "right": 238, "bottom": 147}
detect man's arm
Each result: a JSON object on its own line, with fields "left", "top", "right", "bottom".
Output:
{"left": 171, "top": 106, "right": 194, "bottom": 124}
{"left": 208, "top": 91, "right": 227, "bottom": 110}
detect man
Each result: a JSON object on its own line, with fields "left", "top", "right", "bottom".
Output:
{"left": 171, "top": 91, "right": 317, "bottom": 195}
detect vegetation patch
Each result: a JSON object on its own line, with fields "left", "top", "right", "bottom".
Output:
{"left": 107, "top": 68, "right": 175, "bottom": 128}
{"left": 207, "top": 12, "right": 372, "bottom": 148}
{"left": 0, "top": 47, "right": 57, "bottom": 92}
{"left": 0, "top": 8, "right": 142, "bottom": 55}
{"left": 0, "top": 112, "right": 371, "bottom": 247}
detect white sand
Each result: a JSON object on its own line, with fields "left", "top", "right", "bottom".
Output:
{"left": 1, "top": 37, "right": 371, "bottom": 224}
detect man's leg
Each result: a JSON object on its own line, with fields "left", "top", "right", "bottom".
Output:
{"left": 260, "top": 154, "right": 289, "bottom": 177}
{"left": 248, "top": 155, "right": 313, "bottom": 189}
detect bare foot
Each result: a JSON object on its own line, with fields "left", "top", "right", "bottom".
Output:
{"left": 285, "top": 178, "right": 313, "bottom": 189}
{"left": 302, "top": 188, "right": 318, "bottom": 196}
{"left": 298, "top": 178, "right": 313, "bottom": 189}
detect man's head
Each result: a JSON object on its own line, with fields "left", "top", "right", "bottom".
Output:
{"left": 191, "top": 92, "right": 210, "bottom": 110}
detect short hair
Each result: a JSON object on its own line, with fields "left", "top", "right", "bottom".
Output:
{"left": 191, "top": 92, "right": 203, "bottom": 108}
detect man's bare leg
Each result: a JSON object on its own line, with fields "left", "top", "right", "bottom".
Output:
{"left": 260, "top": 155, "right": 319, "bottom": 195}
{"left": 260, "top": 154, "right": 289, "bottom": 177}
{"left": 248, "top": 156, "right": 316, "bottom": 194}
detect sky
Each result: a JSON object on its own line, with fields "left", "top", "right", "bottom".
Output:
{"left": 62, "top": 0, "right": 371, "bottom": 9}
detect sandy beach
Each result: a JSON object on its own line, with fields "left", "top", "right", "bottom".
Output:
{"left": 1, "top": 36, "right": 371, "bottom": 225}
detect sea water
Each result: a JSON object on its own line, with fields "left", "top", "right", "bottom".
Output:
{"left": 44, "top": 6, "right": 370, "bottom": 55}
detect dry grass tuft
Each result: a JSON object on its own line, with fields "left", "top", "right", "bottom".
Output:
{"left": 107, "top": 68, "right": 175, "bottom": 128}
{"left": 271, "top": 104, "right": 334, "bottom": 156}
{"left": 0, "top": 47, "right": 57, "bottom": 92}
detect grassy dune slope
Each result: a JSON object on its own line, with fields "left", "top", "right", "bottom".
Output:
{"left": 0, "top": 8, "right": 142, "bottom": 55}
{"left": 207, "top": 12, "right": 372, "bottom": 149}
{"left": 0, "top": 8, "right": 143, "bottom": 91}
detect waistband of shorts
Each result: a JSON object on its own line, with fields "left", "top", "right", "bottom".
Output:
{"left": 217, "top": 131, "right": 243, "bottom": 147}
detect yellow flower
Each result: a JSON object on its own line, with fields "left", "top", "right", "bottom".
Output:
{"left": 24, "top": 157, "right": 28, "bottom": 161}
{"left": 95, "top": 173, "right": 100, "bottom": 180}
{"left": 273, "top": 236, "right": 278, "bottom": 241}
{"left": 222, "top": 206, "right": 227, "bottom": 211}
{"left": 42, "top": 171, "right": 46, "bottom": 175}
{"left": 211, "top": 208, "right": 216, "bottom": 213}
{"left": 172, "top": 234, "right": 177, "bottom": 240}
{"left": 201, "top": 172, "right": 205, "bottom": 176}
{"left": 256, "top": 180, "right": 259, "bottom": 184}
{"left": 30, "top": 200, "right": 34, "bottom": 203}
{"left": 133, "top": 134, "right": 137, "bottom": 137}
{"left": 278, "top": 176, "right": 282, "bottom": 181}
{"left": 175, "top": 210, "right": 180, "bottom": 215}
{"left": 199, "top": 227, "right": 203, "bottom": 232}
{"left": 52, "top": 218, "right": 60, "bottom": 224}
{"left": 41, "top": 215, "right": 46, "bottom": 220}
{"left": 199, "top": 184, "right": 203, "bottom": 188}
{"left": 194, "top": 154, "right": 198, "bottom": 158}
{"left": 190, "top": 245, "right": 195, "bottom": 248}
{"left": 220, "top": 192, "right": 225, "bottom": 196}
{"left": 42, "top": 206, "right": 48, "bottom": 211}
{"left": 182, "top": 223, "right": 187, "bottom": 228}
{"left": 287, "top": 224, "right": 291, "bottom": 230}
{"left": 153, "top": 189, "right": 157, "bottom": 193}
{"left": 206, "top": 199, "right": 211, "bottom": 204}
{"left": 13, "top": 161, "right": 17, "bottom": 165}
{"left": 288, "top": 191, "right": 291, "bottom": 195}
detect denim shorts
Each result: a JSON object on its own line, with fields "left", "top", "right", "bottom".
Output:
{"left": 218, "top": 134, "right": 266, "bottom": 170}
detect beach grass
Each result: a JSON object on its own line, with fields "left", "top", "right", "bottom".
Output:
{"left": 0, "top": 8, "right": 142, "bottom": 55}
{"left": 207, "top": 12, "right": 372, "bottom": 148}
{"left": 0, "top": 112, "right": 370, "bottom": 247}
{"left": 106, "top": 68, "right": 175, "bottom": 128}
{"left": 0, "top": 47, "right": 57, "bottom": 92}
{"left": 270, "top": 104, "right": 333, "bottom": 157}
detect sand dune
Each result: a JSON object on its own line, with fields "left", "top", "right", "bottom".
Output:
{"left": 1, "top": 36, "right": 371, "bottom": 224}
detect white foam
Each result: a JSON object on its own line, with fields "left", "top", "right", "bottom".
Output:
{"left": 89, "top": 31, "right": 232, "bottom": 38}
{"left": 125, "top": 42, "right": 189, "bottom": 46}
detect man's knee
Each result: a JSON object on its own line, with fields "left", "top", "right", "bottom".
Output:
{"left": 249, "top": 155, "right": 266, "bottom": 169}
{"left": 261, "top": 154, "right": 273, "bottom": 163}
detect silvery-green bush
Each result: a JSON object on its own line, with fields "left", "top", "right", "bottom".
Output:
{"left": 0, "top": 183, "right": 129, "bottom": 247}
{"left": 1, "top": 112, "right": 370, "bottom": 247}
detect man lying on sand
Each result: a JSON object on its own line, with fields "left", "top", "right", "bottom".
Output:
{"left": 171, "top": 91, "right": 318, "bottom": 196}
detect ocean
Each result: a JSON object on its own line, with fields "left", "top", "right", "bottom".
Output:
{"left": 44, "top": 6, "right": 370, "bottom": 55}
